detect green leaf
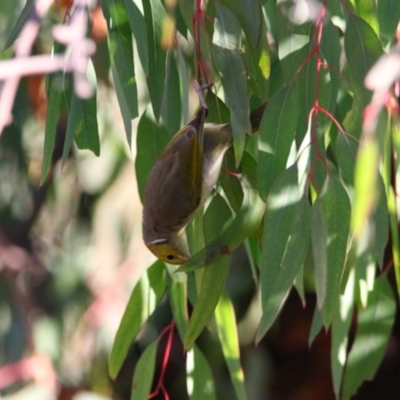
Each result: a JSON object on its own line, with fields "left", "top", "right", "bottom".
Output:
{"left": 215, "top": 293, "right": 245, "bottom": 400}
{"left": 213, "top": 3, "right": 241, "bottom": 51}
{"left": 161, "top": 50, "right": 182, "bottom": 136}
{"left": 320, "top": 177, "right": 351, "bottom": 327}
{"left": 109, "top": 260, "right": 166, "bottom": 379}
{"left": 258, "top": 195, "right": 311, "bottom": 339}
{"left": 257, "top": 83, "right": 299, "bottom": 199}
{"left": 183, "top": 194, "right": 232, "bottom": 348}
{"left": 311, "top": 198, "right": 328, "bottom": 311}
{"left": 178, "top": 155, "right": 265, "bottom": 272}
{"left": 256, "top": 165, "right": 301, "bottom": 340}
{"left": 354, "top": 0, "right": 379, "bottom": 35}
{"left": 4, "top": 0, "right": 34, "bottom": 50}
{"left": 309, "top": 306, "right": 323, "bottom": 346}
{"left": 168, "top": 275, "right": 188, "bottom": 342}
{"left": 344, "top": 15, "right": 383, "bottom": 87}
{"left": 342, "top": 275, "right": 395, "bottom": 400}
{"left": 142, "top": 0, "right": 167, "bottom": 122}
{"left": 67, "top": 89, "right": 100, "bottom": 157}
{"left": 123, "top": 0, "right": 149, "bottom": 74}
{"left": 331, "top": 267, "right": 355, "bottom": 398}
{"left": 205, "top": 91, "right": 230, "bottom": 125}
{"left": 135, "top": 106, "right": 170, "bottom": 203}
{"left": 131, "top": 341, "right": 158, "bottom": 400}
{"left": 40, "top": 71, "right": 63, "bottom": 185}
{"left": 378, "top": 0, "right": 400, "bottom": 46}
{"left": 335, "top": 134, "right": 359, "bottom": 185}
{"left": 351, "top": 137, "right": 379, "bottom": 236}
{"left": 113, "top": 69, "right": 133, "bottom": 144}
{"left": 102, "top": 0, "right": 138, "bottom": 119}
{"left": 373, "top": 175, "right": 389, "bottom": 268}
{"left": 213, "top": 4, "right": 250, "bottom": 165}
{"left": 213, "top": 46, "right": 250, "bottom": 133}
{"left": 187, "top": 346, "right": 216, "bottom": 400}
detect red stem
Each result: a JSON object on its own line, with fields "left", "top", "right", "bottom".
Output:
{"left": 149, "top": 321, "right": 175, "bottom": 400}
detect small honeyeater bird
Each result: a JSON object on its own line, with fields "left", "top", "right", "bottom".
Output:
{"left": 142, "top": 86, "right": 267, "bottom": 264}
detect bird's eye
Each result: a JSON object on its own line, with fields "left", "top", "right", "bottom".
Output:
{"left": 166, "top": 255, "right": 175, "bottom": 260}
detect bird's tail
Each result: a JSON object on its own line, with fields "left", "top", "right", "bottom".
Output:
{"left": 249, "top": 103, "right": 268, "bottom": 133}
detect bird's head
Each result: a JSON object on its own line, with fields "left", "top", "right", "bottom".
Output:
{"left": 145, "top": 231, "right": 190, "bottom": 265}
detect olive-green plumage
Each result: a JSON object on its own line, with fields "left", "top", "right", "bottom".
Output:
{"left": 142, "top": 102, "right": 267, "bottom": 264}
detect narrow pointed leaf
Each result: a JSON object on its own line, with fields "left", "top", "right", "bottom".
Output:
{"left": 102, "top": 0, "right": 138, "bottom": 119}
{"left": 373, "top": 175, "right": 389, "bottom": 268}
{"left": 351, "top": 137, "right": 379, "bottom": 236}
{"left": 213, "top": 4, "right": 250, "bottom": 164}
{"left": 321, "top": 177, "right": 351, "bottom": 327}
{"left": 142, "top": 0, "right": 167, "bottom": 122}
{"left": 258, "top": 83, "right": 299, "bottom": 199}
{"left": 187, "top": 346, "right": 216, "bottom": 400}
{"left": 66, "top": 63, "right": 99, "bottom": 157}
{"left": 342, "top": 276, "right": 395, "bottom": 400}
{"left": 344, "top": 15, "right": 383, "bottom": 86}
{"left": 135, "top": 106, "right": 170, "bottom": 203}
{"left": 123, "top": 0, "right": 149, "bottom": 74}
{"left": 183, "top": 194, "right": 232, "bottom": 348}
{"left": 161, "top": 50, "right": 182, "bottom": 135}
{"left": 168, "top": 276, "right": 188, "bottom": 342}
{"left": 258, "top": 195, "right": 311, "bottom": 339}
{"left": 331, "top": 268, "right": 355, "bottom": 398}
{"left": 131, "top": 341, "right": 158, "bottom": 400}
{"left": 378, "top": 0, "right": 400, "bottom": 46}
{"left": 309, "top": 306, "right": 323, "bottom": 346}
{"left": 40, "top": 72, "right": 63, "bottom": 185}
{"left": 312, "top": 198, "right": 328, "bottom": 310}
{"left": 109, "top": 260, "right": 166, "bottom": 379}
{"left": 4, "top": 0, "right": 34, "bottom": 49}
{"left": 178, "top": 157, "right": 265, "bottom": 272}
{"left": 215, "top": 293, "right": 245, "bottom": 400}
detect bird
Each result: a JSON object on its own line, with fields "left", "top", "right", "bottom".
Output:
{"left": 142, "top": 85, "right": 267, "bottom": 265}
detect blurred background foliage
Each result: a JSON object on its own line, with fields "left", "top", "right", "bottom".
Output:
{"left": 1, "top": 0, "right": 400, "bottom": 400}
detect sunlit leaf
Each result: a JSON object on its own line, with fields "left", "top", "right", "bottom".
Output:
{"left": 258, "top": 166, "right": 300, "bottom": 329}
{"left": 331, "top": 267, "right": 355, "bottom": 398}
{"left": 215, "top": 292, "right": 245, "bottom": 400}
{"left": 354, "top": 0, "right": 378, "bottom": 35}
{"left": 187, "top": 346, "right": 216, "bottom": 400}
{"left": 351, "top": 138, "right": 379, "bottom": 236}
{"left": 320, "top": 176, "right": 351, "bottom": 327}
{"left": 342, "top": 275, "right": 395, "bottom": 400}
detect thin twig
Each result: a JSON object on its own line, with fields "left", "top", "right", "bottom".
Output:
{"left": 0, "top": 0, "right": 96, "bottom": 135}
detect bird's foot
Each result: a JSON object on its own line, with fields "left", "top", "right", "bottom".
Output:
{"left": 193, "top": 80, "right": 213, "bottom": 110}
